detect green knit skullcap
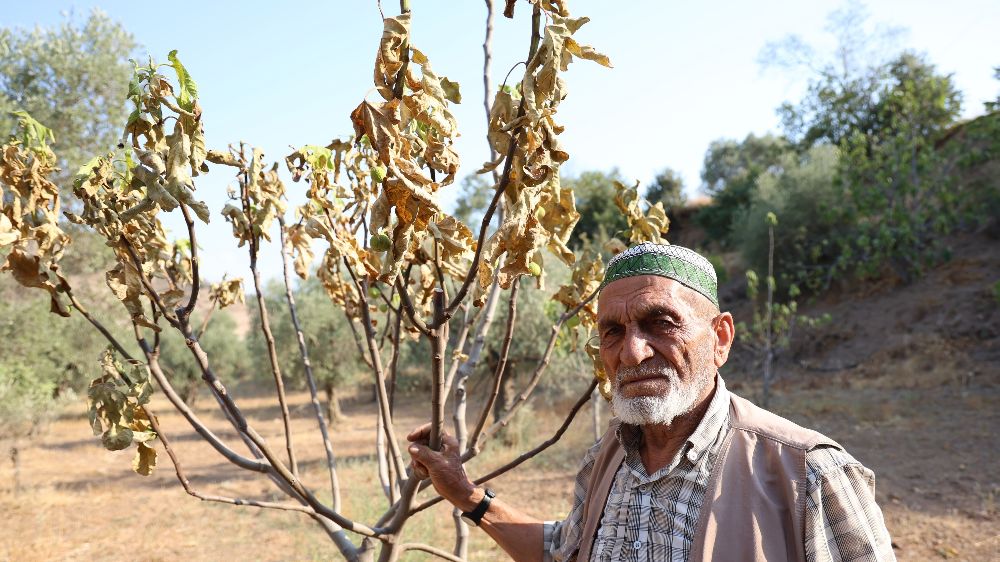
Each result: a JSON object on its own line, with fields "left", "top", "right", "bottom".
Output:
{"left": 602, "top": 243, "right": 719, "bottom": 307}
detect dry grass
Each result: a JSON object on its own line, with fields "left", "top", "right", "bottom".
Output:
{"left": 0, "top": 386, "right": 598, "bottom": 561}
{"left": 2, "top": 364, "right": 997, "bottom": 560}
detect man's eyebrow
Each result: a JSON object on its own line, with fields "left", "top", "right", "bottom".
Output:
{"left": 597, "top": 304, "right": 680, "bottom": 329}
{"left": 597, "top": 317, "right": 620, "bottom": 330}
{"left": 634, "top": 304, "right": 679, "bottom": 321}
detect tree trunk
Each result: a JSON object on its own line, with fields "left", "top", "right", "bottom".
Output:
{"left": 762, "top": 348, "right": 773, "bottom": 408}
{"left": 10, "top": 443, "right": 20, "bottom": 494}
{"left": 181, "top": 376, "right": 199, "bottom": 409}
{"left": 493, "top": 359, "right": 517, "bottom": 424}
{"left": 324, "top": 381, "right": 344, "bottom": 425}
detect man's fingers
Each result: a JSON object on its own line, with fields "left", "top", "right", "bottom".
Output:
{"left": 408, "top": 442, "right": 436, "bottom": 465}
{"left": 410, "top": 458, "right": 429, "bottom": 480}
{"left": 406, "top": 423, "right": 432, "bottom": 442}
{"left": 441, "top": 432, "right": 460, "bottom": 451}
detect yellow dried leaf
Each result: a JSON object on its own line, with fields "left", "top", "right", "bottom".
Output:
{"left": 210, "top": 277, "right": 245, "bottom": 308}
{"left": 564, "top": 37, "right": 613, "bottom": 68}
{"left": 132, "top": 442, "right": 157, "bottom": 476}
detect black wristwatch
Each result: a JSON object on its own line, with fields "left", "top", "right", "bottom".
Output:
{"left": 460, "top": 488, "right": 496, "bottom": 527}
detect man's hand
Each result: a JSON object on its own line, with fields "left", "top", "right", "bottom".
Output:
{"left": 407, "top": 424, "right": 546, "bottom": 562}
{"left": 406, "top": 423, "right": 480, "bottom": 512}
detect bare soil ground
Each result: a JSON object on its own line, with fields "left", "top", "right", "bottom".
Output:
{"left": 1, "top": 232, "right": 998, "bottom": 561}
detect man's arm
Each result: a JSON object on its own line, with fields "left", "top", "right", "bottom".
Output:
{"left": 804, "top": 447, "right": 897, "bottom": 562}
{"left": 407, "top": 424, "right": 545, "bottom": 562}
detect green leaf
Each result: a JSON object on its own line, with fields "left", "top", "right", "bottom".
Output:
{"left": 167, "top": 50, "right": 199, "bottom": 111}
{"left": 10, "top": 110, "right": 55, "bottom": 152}
{"left": 102, "top": 424, "right": 134, "bottom": 451}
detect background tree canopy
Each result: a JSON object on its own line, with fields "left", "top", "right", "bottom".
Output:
{"left": 0, "top": 9, "right": 138, "bottom": 187}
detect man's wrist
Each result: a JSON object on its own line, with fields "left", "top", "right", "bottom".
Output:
{"left": 455, "top": 485, "right": 484, "bottom": 513}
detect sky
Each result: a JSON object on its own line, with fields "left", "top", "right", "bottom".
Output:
{"left": 4, "top": 1, "right": 999, "bottom": 281}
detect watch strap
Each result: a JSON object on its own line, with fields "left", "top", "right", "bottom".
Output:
{"left": 461, "top": 488, "right": 495, "bottom": 526}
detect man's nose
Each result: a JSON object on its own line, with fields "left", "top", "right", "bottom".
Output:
{"left": 619, "top": 327, "right": 654, "bottom": 367}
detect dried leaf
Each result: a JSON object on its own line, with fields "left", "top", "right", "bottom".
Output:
{"left": 564, "top": 37, "right": 613, "bottom": 68}
{"left": 132, "top": 442, "right": 157, "bottom": 476}
{"left": 614, "top": 180, "right": 669, "bottom": 243}
{"left": 209, "top": 277, "right": 245, "bottom": 308}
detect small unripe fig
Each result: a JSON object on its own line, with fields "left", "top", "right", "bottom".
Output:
{"left": 371, "top": 233, "right": 392, "bottom": 252}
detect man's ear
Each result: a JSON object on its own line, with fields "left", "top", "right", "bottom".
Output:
{"left": 712, "top": 312, "right": 735, "bottom": 368}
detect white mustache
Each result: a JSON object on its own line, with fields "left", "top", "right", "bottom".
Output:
{"left": 615, "top": 363, "right": 678, "bottom": 385}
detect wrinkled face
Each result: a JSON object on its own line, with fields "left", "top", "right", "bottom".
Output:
{"left": 596, "top": 275, "right": 733, "bottom": 425}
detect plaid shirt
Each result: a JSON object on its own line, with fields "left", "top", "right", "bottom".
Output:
{"left": 543, "top": 378, "right": 895, "bottom": 561}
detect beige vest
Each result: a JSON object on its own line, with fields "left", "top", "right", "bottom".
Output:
{"left": 576, "top": 393, "right": 841, "bottom": 562}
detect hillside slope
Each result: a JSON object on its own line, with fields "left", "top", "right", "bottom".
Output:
{"left": 721, "top": 229, "right": 1000, "bottom": 560}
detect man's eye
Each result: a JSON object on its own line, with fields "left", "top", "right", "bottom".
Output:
{"left": 602, "top": 326, "right": 623, "bottom": 337}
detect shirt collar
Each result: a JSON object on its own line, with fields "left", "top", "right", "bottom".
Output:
{"left": 615, "top": 374, "right": 731, "bottom": 462}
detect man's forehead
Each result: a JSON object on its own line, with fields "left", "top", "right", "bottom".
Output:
{"left": 597, "top": 275, "right": 695, "bottom": 317}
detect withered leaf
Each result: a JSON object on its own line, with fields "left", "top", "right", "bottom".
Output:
{"left": 132, "top": 442, "right": 157, "bottom": 476}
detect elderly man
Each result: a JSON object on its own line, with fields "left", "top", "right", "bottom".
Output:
{"left": 407, "top": 243, "right": 895, "bottom": 561}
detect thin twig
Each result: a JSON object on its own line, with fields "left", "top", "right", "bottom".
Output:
{"left": 179, "top": 204, "right": 200, "bottom": 320}
{"left": 195, "top": 300, "right": 216, "bottom": 340}
{"left": 345, "top": 312, "right": 375, "bottom": 369}
{"left": 242, "top": 166, "right": 298, "bottom": 477}
{"left": 344, "top": 259, "right": 408, "bottom": 486}
{"left": 146, "top": 406, "right": 312, "bottom": 514}
{"left": 279, "top": 216, "right": 342, "bottom": 510}
{"left": 394, "top": 275, "right": 430, "bottom": 335}
{"left": 411, "top": 378, "right": 597, "bottom": 515}
{"left": 398, "top": 543, "right": 464, "bottom": 562}
{"left": 469, "top": 279, "right": 519, "bottom": 454}
{"left": 436, "top": 4, "right": 542, "bottom": 328}
{"left": 482, "top": 286, "right": 599, "bottom": 441}
{"left": 442, "top": 303, "right": 475, "bottom": 398}
{"left": 64, "top": 289, "right": 135, "bottom": 362}
{"left": 387, "top": 305, "right": 403, "bottom": 412}
{"left": 120, "top": 235, "right": 179, "bottom": 327}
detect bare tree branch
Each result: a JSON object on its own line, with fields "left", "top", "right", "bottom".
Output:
{"left": 244, "top": 190, "right": 298, "bottom": 478}
{"left": 146, "top": 405, "right": 364, "bottom": 559}
{"left": 483, "top": 286, "right": 599, "bottom": 441}
{"left": 468, "top": 279, "right": 519, "bottom": 454}
{"left": 429, "top": 289, "right": 448, "bottom": 451}
{"left": 136, "top": 333, "right": 268, "bottom": 472}
{"left": 411, "top": 378, "right": 597, "bottom": 515}
{"left": 399, "top": 543, "right": 464, "bottom": 562}
{"left": 177, "top": 326, "right": 381, "bottom": 538}
{"left": 178, "top": 203, "right": 200, "bottom": 320}
{"left": 345, "top": 259, "right": 408, "bottom": 486}
{"left": 436, "top": 3, "right": 542, "bottom": 328}
{"left": 146, "top": 406, "right": 313, "bottom": 514}
{"left": 278, "top": 216, "right": 342, "bottom": 509}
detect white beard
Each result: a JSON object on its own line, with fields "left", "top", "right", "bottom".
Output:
{"left": 611, "top": 363, "right": 709, "bottom": 426}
